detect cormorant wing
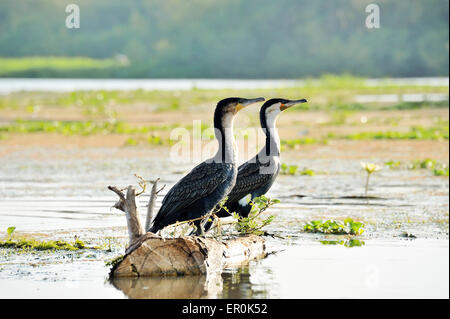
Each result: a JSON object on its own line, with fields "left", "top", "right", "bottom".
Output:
{"left": 153, "top": 161, "right": 232, "bottom": 225}
{"left": 225, "top": 160, "right": 274, "bottom": 205}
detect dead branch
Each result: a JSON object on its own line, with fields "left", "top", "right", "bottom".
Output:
{"left": 108, "top": 185, "right": 144, "bottom": 246}
{"left": 145, "top": 178, "right": 165, "bottom": 232}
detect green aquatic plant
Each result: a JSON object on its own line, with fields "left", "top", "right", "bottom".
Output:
{"left": 232, "top": 196, "right": 278, "bottom": 236}
{"left": 384, "top": 160, "right": 402, "bottom": 169}
{"left": 434, "top": 167, "right": 449, "bottom": 176}
{"left": 280, "top": 163, "right": 298, "bottom": 175}
{"left": 105, "top": 254, "right": 125, "bottom": 267}
{"left": 299, "top": 168, "right": 315, "bottom": 176}
{"left": 380, "top": 101, "right": 449, "bottom": 111}
{"left": 409, "top": 158, "right": 437, "bottom": 170}
{"left": 7, "top": 226, "right": 16, "bottom": 240}
{"left": 281, "top": 138, "right": 328, "bottom": 150}
{"left": 385, "top": 158, "right": 449, "bottom": 177}
{"left": 361, "top": 162, "right": 381, "bottom": 196}
{"left": 0, "top": 119, "right": 180, "bottom": 138}
{"left": 304, "top": 218, "right": 365, "bottom": 235}
{"left": 0, "top": 238, "right": 88, "bottom": 251}
{"left": 0, "top": 228, "right": 96, "bottom": 251}
{"left": 280, "top": 164, "right": 316, "bottom": 176}
{"left": 124, "top": 137, "right": 138, "bottom": 146}
{"left": 343, "top": 126, "right": 449, "bottom": 141}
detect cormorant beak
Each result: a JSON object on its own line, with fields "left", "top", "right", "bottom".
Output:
{"left": 236, "top": 97, "right": 265, "bottom": 112}
{"left": 280, "top": 98, "right": 307, "bottom": 111}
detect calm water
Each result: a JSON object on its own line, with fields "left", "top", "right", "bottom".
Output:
{"left": 0, "top": 148, "right": 448, "bottom": 298}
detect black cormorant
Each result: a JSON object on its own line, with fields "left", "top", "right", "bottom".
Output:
{"left": 205, "top": 98, "right": 307, "bottom": 230}
{"left": 148, "top": 97, "right": 265, "bottom": 234}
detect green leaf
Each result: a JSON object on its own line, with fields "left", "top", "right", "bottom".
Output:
{"left": 7, "top": 226, "right": 16, "bottom": 239}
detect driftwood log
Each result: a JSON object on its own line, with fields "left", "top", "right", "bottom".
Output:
{"left": 108, "top": 179, "right": 266, "bottom": 278}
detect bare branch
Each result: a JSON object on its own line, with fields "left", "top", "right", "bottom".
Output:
{"left": 145, "top": 178, "right": 160, "bottom": 232}
{"left": 108, "top": 185, "right": 144, "bottom": 246}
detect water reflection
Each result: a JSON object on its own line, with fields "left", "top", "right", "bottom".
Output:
{"left": 220, "top": 267, "right": 269, "bottom": 298}
{"left": 110, "top": 266, "right": 267, "bottom": 299}
{"left": 320, "top": 239, "right": 366, "bottom": 248}
{"left": 111, "top": 276, "right": 209, "bottom": 299}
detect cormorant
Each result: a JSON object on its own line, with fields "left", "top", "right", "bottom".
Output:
{"left": 204, "top": 98, "right": 307, "bottom": 230}
{"left": 148, "top": 97, "right": 265, "bottom": 234}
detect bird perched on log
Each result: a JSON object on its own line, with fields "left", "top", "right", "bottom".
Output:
{"left": 204, "top": 98, "right": 307, "bottom": 231}
{"left": 148, "top": 97, "right": 265, "bottom": 235}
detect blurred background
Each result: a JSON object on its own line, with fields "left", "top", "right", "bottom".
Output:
{"left": 0, "top": 0, "right": 448, "bottom": 78}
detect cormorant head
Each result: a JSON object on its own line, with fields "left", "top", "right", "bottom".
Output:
{"left": 216, "top": 97, "right": 266, "bottom": 115}
{"left": 214, "top": 97, "right": 265, "bottom": 129}
{"left": 260, "top": 98, "right": 307, "bottom": 128}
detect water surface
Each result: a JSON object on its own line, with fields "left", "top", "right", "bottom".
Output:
{"left": 0, "top": 148, "right": 448, "bottom": 298}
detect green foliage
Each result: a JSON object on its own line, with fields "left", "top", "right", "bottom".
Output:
{"left": 281, "top": 138, "right": 328, "bottom": 149}
{"left": 385, "top": 160, "right": 402, "bottom": 169}
{"left": 0, "top": 238, "right": 90, "bottom": 251}
{"left": 280, "top": 164, "right": 316, "bottom": 176}
{"left": 299, "top": 168, "right": 316, "bottom": 176}
{"left": 381, "top": 101, "right": 450, "bottom": 111}
{"left": 343, "top": 126, "right": 449, "bottom": 141}
{"left": 0, "top": 120, "right": 176, "bottom": 141}
{"left": 410, "top": 158, "right": 437, "bottom": 169}
{"left": 0, "top": 1, "right": 447, "bottom": 78}
{"left": 0, "top": 57, "right": 125, "bottom": 77}
{"left": 124, "top": 137, "right": 138, "bottom": 146}
{"left": 434, "top": 167, "right": 449, "bottom": 176}
{"left": 105, "top": 255, "right": 125, "bottom": 267}
{"left": 232, "top": 196, "right": 279, "bottom": 236}
{"left": 304, "top": 218, "right": 365, "bottom": 235}
{"left": 280, "top": 163, "right": 298, "bottom": 175}
{"left": 0, "top": 227, "right": 96, "bottom": 251}
{"left": 7, "top": 227, "right": 16, "bottom": 240}
{"left": 385, "top": 158, "right": 449, "bottom": 177}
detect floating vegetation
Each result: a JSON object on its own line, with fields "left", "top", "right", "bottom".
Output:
{"left": 341, "top": 126, "right": 449, "bottom": 141}
{"left": 304, "top": 219, "right": 365, "bottom": 235}
{"left": 281, "top": 137, "right": 328, "bottom": 149}
{"left": 124, "top": 137, "right": 139, "bottom": 146}
{"left": 380, "top": 101, "right": 449, "bottom": 111}
{"left": 320, "top": 239, "right": 365, "bottom": 248}
{"left": 105, "top": 254, "right": 125, "bottom": 267}
{"left": 409, "top": 158, "right": 438, "bottom": 169}
{"left": 280, "top": 164, "right": 316, "bottom": 176}
{"left": 0, "top": 227, "right": 97, "bottom": 251}
{"left": 433, "top": 167, "right": 449, "bottom": 176}
{"left": 0, "top": 119, "right": 179, "bottom": 136}
{"left": 280, "top": 164, "right": 299, "bottom": 175}
{"left": 124, "top": 135, "right": 178, "bottom": 147}
{"left": 0, "top": 238, "right": 91, "bottom": 251}
{"left": 0, "top": 56, "right": 126, "bottom": 77}
{"left": 384, "top": 158, "right": 448, "bottom": 177}
{"left": 6, "top": 226, "right": 16, "bottom": 240}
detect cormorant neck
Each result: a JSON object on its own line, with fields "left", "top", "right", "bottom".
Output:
{"left": 213, "top": 112, "right": 236, "bottom": 164}
{"left": 260, "top": 112, "right": 280, "bottom": 158}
